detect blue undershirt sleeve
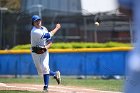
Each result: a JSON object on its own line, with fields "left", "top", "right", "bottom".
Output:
{"left": 42, "top": 33, "right": 51, "bottom": 39}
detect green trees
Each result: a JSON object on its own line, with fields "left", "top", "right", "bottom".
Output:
{"left": 0, "top": 0, "right": 20, "bottom": 10}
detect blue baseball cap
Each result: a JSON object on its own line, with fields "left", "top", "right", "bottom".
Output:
{"left": 32, "top": 15, "right": 41, "bottom": 25}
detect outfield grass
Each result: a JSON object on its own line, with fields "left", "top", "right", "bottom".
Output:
{"left": 0, "top": 77, "right": 124, "bottom": 92}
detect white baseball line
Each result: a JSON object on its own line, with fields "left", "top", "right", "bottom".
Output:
{"left": 5, "top": 86, "right": 38, "bottom": 90}
{"left": 0, "top": 84, "right": 68, "bottom": 93}
{"left": 0, "top": 83, "right": 6, "bottom": 86}
{"left": 0, "top": 83, "right": 38, "bottom": 90}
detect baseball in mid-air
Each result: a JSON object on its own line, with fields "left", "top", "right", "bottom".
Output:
{"left": 95, "top": 22, "right": 100, "bottom": 26}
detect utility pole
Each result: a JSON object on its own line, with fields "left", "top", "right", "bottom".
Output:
{"left": 94, "top": 14, "right": 100, "bottom": 42}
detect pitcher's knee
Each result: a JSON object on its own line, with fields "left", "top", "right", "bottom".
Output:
{"left": 43, "top": 67, "right": 50, "bottom": 74}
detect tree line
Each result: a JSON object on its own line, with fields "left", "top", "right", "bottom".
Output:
{"left": 0, "top": 0, "right": 20, "bottom": 10}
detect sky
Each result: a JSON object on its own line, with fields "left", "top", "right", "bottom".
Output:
{"left": 81, "top": 0, "right": 119, "bottom": 14}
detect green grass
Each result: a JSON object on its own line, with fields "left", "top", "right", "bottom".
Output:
{"left": 0, "top": 77, "right": 43, "bottom": 84}
{"left": 0, "top": 77, "right": 124, "bottom": 92}
{"left": 61, "top": 78, "right": 124, "bottom": 92}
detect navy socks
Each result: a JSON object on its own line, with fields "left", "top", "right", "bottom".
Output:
{"left": 43, "top": 71, "right": 56, "bottom": 88}
{"left": 43, "top": 74, "right": 49, "bottom": 88}
{"left": 50, "top": 71, "right": 56, "bottom": 76}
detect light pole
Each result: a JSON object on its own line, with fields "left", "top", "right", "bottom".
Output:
{"left": 37, "top": 4, "right": 42, "bottom": 18}
{"left": 94, "top": 14, "right": 100, "bottom": 42}
{"left": 0, "top": 7, "right": 8, "bottom": 49}
{"left": 83, "top": 17, "right": 87, "bottom": 41}
{"left": 29, "top": 4, "right": 43, "bottom": 18}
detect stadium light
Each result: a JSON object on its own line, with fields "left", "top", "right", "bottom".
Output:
{"left": 29, "top": 4, "right": 44, "bottom": 18}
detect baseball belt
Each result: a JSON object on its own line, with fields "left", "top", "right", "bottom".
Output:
{"left": 32, "top": 46, "right": 46, "bottom": 54}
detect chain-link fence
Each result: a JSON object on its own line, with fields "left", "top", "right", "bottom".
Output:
{"left": 0, "top": 10, "right": 131, "bottom": 49}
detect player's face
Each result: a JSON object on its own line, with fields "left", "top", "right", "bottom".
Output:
{"left": 34, "top": 20, "right": 42, "bottom": 28}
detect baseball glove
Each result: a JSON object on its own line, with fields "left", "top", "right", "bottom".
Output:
{"left": 32, "top": 46, "right": 46, "bottom": 54}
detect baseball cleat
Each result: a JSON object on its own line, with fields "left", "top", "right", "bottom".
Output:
{"left": 54, "top": 71, "right": 61, "bottom": 84}
{"left": 43, "top": 86, "right": 48, "bottom": 92}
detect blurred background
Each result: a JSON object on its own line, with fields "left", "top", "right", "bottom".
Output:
{"left": 0, "top": 0, "right": 131, "bottom": 50}
{"left": 0, "top": 1, "right": 131, "bottom": 91}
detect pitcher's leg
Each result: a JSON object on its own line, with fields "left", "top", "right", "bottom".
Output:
{"left": 43, "top": 74, "right": 49, "bottom": 91}
{"left": 31, "top": 53, "right": 43, "bottom": 75}
{"left": 42, "top": 52, "right": 50, "bottom": 74}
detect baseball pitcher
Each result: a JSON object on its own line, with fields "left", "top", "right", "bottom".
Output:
{"left": 30, "top": 15, "right": 61, "bottom": 92}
